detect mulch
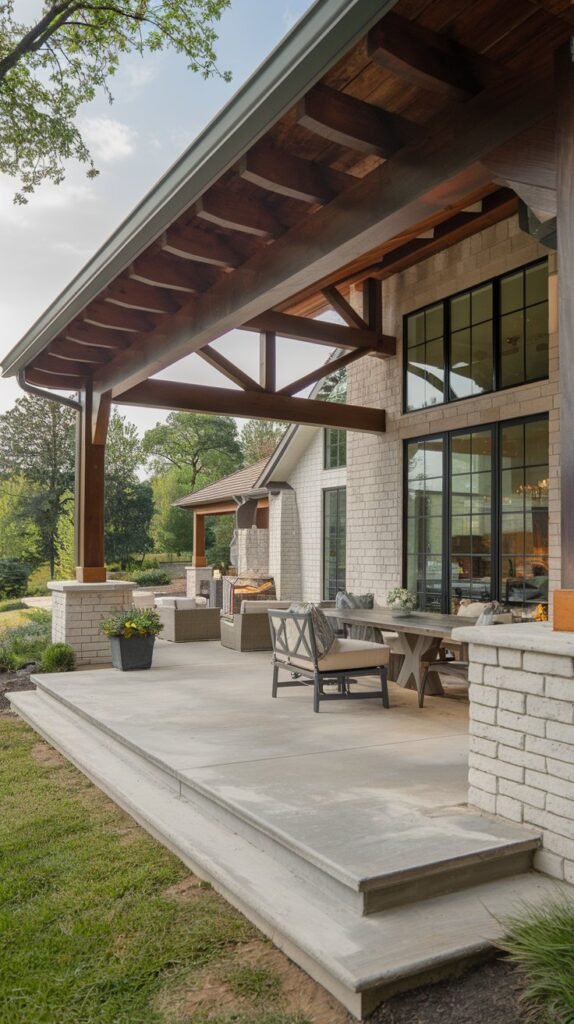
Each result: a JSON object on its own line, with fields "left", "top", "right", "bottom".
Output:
{"left": 369, "top": 958, "right": 525, "bottom": 1024}
{"left": 0, "top": 668, "right": 36, "bottom": 711}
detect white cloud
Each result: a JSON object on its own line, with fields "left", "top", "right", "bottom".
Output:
{"left": 123, "top": 60, "right": 157, "bottom": 91}
{"left": 81, "top": 118, "right": 138, "bottom": 164}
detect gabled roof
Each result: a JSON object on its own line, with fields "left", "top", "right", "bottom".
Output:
{"left": 173, "top": 457, "right": 270, "bottom": 509}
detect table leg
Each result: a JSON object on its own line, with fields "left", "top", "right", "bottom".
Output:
{"left": 395, "top": 633, "right": 444, "bottom": 697}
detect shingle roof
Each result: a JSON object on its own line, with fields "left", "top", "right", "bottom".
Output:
{"left": 172, "top": 458, "right": 270, "bottom": 509}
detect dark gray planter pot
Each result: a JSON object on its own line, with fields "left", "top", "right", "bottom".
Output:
{"left": 110, "top": 635, "right": 155, "bottom": 671}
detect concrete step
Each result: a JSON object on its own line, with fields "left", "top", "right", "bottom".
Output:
{"left": 32, "top": 676, "right": 541, "bottom": 916}
{"left": 10, "top": 688, "right": 572, "bottom": 1020}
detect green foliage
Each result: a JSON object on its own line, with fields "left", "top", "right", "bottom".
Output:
{"left": 105, "top": 414, "right": 154, "bottom": 569}
{"left": 240, "top": 420, "right": 285, "bottom": 465}
{"left": 0, "top": 0, "right": 231, "bottom": 202}
{"left": 0, "top": 613, "right": 52, "bottom": 670}
{"left": 150, "top": 467, "right": 195, "bottom": 556}
{"left": 206, "top": 512, "right": 235, "bottom": 571}
{"left": 0, "top": 717, "right": 253, "bottom": 1024}
{"left": 143, "top": 412, "right": 242, "bottom": 489}
{"left": 39, "top": 643, "right": 76, "bottom": 674}
{"left": 100, "top": 607, "right": 163, "bottom": 638}
{"left": 0, "top": 600, "right": 26, "bottom": 612}
{"left": 132, "top": 569, "right": 171, "bottom": 587}
{"left": 55, "top": 491, "right": 76, "bottom": 580}
{"left": 0, "top": 560, "right": 30, "bottom": 599}
{"left": 501, "top": 900, "right": 574, "bottom": 1024}
{"left": 0, "top": 474, "right": 42, "bottom": 566}
{"left": 317, "top": 366, "right": 347, "bottom": 403}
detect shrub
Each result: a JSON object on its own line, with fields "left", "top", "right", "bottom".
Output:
{"left": 501, "top": 899, "right": 574, "bottom": 1023}
{"left": 0, "top": 616, "right": 52, "bottom": 669}
{"left": 132, "top": 569, "right": 171, "bottom": 588}
{"left": 0, "top": 600, "right": 27, "bottom": 613}
{"left": 0, "top": 560, "right": 30, "bottom": 599}
{"left": 40, "top": 643, "right": 76, "bottom": 673}
{"left": 100, "top": 608, "right": 163, "bottom": 639}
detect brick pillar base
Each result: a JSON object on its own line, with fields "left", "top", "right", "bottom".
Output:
{"left": 186, "top": 566, "right": 212, "bottom": 598}
{"left": 48, "top": 580, "right": 135, "bottom": 666}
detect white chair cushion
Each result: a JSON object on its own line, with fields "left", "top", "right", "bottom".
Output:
{"left": 287, "top": 638, "right": 389, "bottom": 672}
{"left": 155, "top": 597, "right": 208, "bottom": 610}
{"left": 155, "top": 597, "right": 177, "bottom": 608}
{"left": 457, "top": 601, "right": 486, "bottom": 618}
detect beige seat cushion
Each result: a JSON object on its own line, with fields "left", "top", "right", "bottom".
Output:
{"left": 457, "top": 601, "right": 486, "bottom": 617}
{"left": 286, "top": 637, "right": 389, "bottom": 672}
{"left": 155, "top": 596, "right": 208, "bottom": 610}
{"left": 240, "top": 600, "right": 291, "bottom": 614}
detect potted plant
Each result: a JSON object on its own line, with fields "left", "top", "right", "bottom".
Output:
{"left": 100, "top": 608, "right": 163, "bottom": 671}
{"left": 387, "top": 587, "right": 417, "bottom": 617}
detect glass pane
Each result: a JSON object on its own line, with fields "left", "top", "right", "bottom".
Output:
{"left": 425, "top": 304, "right": 444, "bottom": 340}
{"left": 450, "top": 330, "right": 472, "bottom": 400}
{"left": 405, "top": 438, "right": 444, "bottom": 611}
{"left": 471, "top": 284, "right": 493, "bottom": 324}
{"left": 406, "top": 345, "right": 427, "bottom": 411}
{"left": 470, "top": 321, "right": 494, "bottom": 393}
{"left": 451, "top": 515, "right": 471, "bottom": 550}
{"left": 471, "top": 430, "right": 492, "bottom": 472}
{"left": 451, "top": 434, "right": 471, "bottom": 475}
{"left": 500, "top": 423, "right": 524, "bottom": 468}
{"left": 525, "top": 419, "right": 549, "bottom": 467}
{"left": 526, "top": 262, "right": 548, "bottom": 306}
{"left": 424, "top": 442, "right": 443, "bottom": 479}
{"left": 473, "top": 471, "right": 492, "bottom": 505}
{"left": 501, "top": 467, "right": 525, "bottom": 511}
{"left": 451, "top": 293, "right": 470, "bottom": 331}
{"left": 525, "top": 301, "right": 549, "bottom": 381}
{"left": 424, "top": 338, "right": 445, "bottom": 407}
{"left": 407, "top": 312, "right": 425, "bottom": 346}
{"left": 524, "top": 468, "right": 549, "bottom": 510}
{"left": 501, "top": 512, "right": 525, "bottom": 555}
{"left": 500, "top": 311, "right": 525, "bottom": 387}
{"left": 501, "top": 271, "right": 524, "bottom": 313}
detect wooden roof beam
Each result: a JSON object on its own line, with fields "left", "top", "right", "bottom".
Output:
{"left": 82, "top": 302, "right": 155, "bottom": 333}
{"left": 25, "top": 367, "right": 86, "bottom": 390}
{"left": 243, "top": 310, "right": 395, "bottom": 353}
{"left": 279, "top": 348, "right": 367, "bottom": 397}
{"left": 49, "top": 339, "right": 112, "bottom": 364}
{"left": 238, "top": 142, "right": 355, "bottom": 204}
{"left": 196, "top": 345, "right": 263, "bottom": 391}
{"left": 368, "top": 12, "right": 482, "bottom": 100}
{"left": 117, "top": 378, "right": 386, "bottom": 434}
{"left": 130, "top": 253, "right": 197, "bottom": 292}
{"left": 296, "top": 83, "right": 419, "bottom": 157}
{"left": 65, "top": 322, "right": 132, "bottom": 349}
{"left": 34, "top": 353, "right": 91, "bottom": 377}
{"left": 105, "top": 279, "right": 181, "bottom": 314}
{"left": 321, "top": 285, "right": 368, "bottom": 329}
{"left": 194, "top": 188, "right": 282, "bottom": 239}
{"left": 162, "top": 225, "right": 242, "bottom": 268}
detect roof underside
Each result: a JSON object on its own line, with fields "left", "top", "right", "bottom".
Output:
{"left": 1, "top": 0, "right": 564, "bottom": 429}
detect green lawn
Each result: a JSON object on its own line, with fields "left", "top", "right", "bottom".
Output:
{"left": 0, "top": 717, "right": 325, "bottom": 1024}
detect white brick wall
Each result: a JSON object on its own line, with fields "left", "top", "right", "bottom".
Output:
{"left": 458, "top": 623, "right": 574, "bottom": 883}
{"left": 346, "top": 215, "right": 560, "bottom": 605}
{"left": 49, "top": 581, "right": 135, "bottom": 666}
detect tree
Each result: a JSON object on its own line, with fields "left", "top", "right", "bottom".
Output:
{"left": 0, "top": 474, "right": 42, "bottom": 566}
{"left": 55, "top": 491, "right": 76, "bottom": 579}
{"left": 240, "top": 419, "right": 285, "bottom": 465}
{"left": 143, "top": 412, "right": 242, "bottom": 487}
{"left": 0, "top": 395, "right": 75, "bottom": 575}
{"left": 105, "top": 412, "right": 153, "bottom": 567}
{"left": 0, "top": 0, "right": 231, "bottom": 202}
{"left": 150, "top": 467, "right": 194, "bottom": 555}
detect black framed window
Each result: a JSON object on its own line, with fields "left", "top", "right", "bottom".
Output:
{"left": 324, "top": 427, "right": 347, "bottom": 469}
{"left": 404, "top": 259, "right": 548, "bottom": 412}
{"left": 323, "top": 487, "right": 346, "bottom": 599}
{"left": 404, "top": 415, "right": 549, "bottom": 612}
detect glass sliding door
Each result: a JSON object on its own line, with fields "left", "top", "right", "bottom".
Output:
{"left": 500, "top": 418, "right": 549, "bottom": 609}
{"left": 450, "top": 428, "right": 493, "bottom": 607}
{"left": 323, "top": 487, "right": 346, "bottom": 600}
{"left": 405, "top": 437, "right": 444, "bottom": 611}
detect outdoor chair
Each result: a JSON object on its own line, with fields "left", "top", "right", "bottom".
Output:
{"left": 155, "top": 597, "right": 221, "bottom": 642}
{"left": 220, "top": 600, "right": 292, "bottom": 652}
{"left": 268, "top": 607, "right": 389, "bottom": 713}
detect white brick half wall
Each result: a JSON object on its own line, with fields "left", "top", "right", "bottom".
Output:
{"left": 455, "top": 622, "right": 574, "bottom": 884}
{"left": 49, "top": 581, "right": 135, "bottom": 666}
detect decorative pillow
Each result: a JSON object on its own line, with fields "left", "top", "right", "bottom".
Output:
{"left": 287, "top": 603, "right": 335, "bottom": 658}
{"left": 335, "top": 590, "right": 376, "bottom": 642}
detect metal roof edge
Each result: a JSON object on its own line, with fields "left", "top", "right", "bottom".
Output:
{"left": 1, "top": 0, "right": 394, "bottom": 378}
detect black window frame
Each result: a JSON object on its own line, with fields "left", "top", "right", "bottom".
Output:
{"left": 324, "top": 427, "right": 347, "bottom": 470}
{"left": 403, "top": 258, "right": 549, "bottom": 415}
{"left": 402, "top": 413, "right": 549, "bottom": 613}
{"left": 322, "top": 485, "right": 346, "bottom": 600}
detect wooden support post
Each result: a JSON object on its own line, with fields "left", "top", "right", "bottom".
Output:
{"left": 193, "top": 512, "right": 207, "bottom": 568}
{"left": 76, "top": 383, "right": 108, "bottom": 583}
{"left": 362, "top": 278, "right": 383, "bottom": 335}
{"left": 260, "top": 330, "right": 276, "bottom": 391}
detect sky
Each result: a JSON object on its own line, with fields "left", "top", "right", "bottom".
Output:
{"left": 0, "top": 0, "right": 333, "bottom": 435}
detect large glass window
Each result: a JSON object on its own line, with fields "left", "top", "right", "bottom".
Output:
{"left": 323, "top": 487, "right": 346, "bottom": 599}
{"left": 324, "top": 428, "right": 346, "bottom": 469}
{"left": 404, "top": 415, "right": 549, "bottom": 612}
{"left": 404, "top": 260, "right": 548, "bottom": 412}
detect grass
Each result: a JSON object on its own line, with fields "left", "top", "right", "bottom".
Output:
{"left": 0, "top": 718, "right": 316, "bottom": 1024}
{"left": 0, "top": 609, "right": 52, "bottom": 669}
{"left": 501, "top": 901, "right": 574, "bottom": 1024}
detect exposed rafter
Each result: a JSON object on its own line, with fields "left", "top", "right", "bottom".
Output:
{"left": 243, "top": 310, "right": 395, "bottom": 353}
{"left": 238, "top": 142, "right": 355, "bottom": 204}
{"left": 49, "top": 339, "right": 111, "bottom": 364}
{"left": 296, "top": 83, "right": 418, "bottom": 157}
{"left": 82, "top": 303, "right": 154, "bottom": 333}
{"left": 65, "top": 322, "right": 132, "bottom": 349}
{"left": 105, "top": 280, "right": 181, "bottom": 314}
{"left": 162, "top": 226, "right": 242, "bottom": 268}
{"left": 196, "top": 345, "right": 263, "bottom": 391}
{"left": 117, "top": 379, "right": 386, "bottom": 434}
{"left": 194, "top": 188, "right": 282, "bottom": 238}
{"left": 321, "top": 286, "right": 368, "bottom": 329}
{"left": 279, "top": 348, "right": 366, "bottom": 397}
{"left": 259, "top": 331, "right": 276, "bottom": 391}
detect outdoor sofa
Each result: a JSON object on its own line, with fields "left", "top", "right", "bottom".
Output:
{"left": 220, "top": 600, "right": 292, "bottom": 652}
{"left": 155, "top": 596, "right": 221, "bottom": 643}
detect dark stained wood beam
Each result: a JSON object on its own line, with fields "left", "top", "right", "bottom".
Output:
{"left": 117, "top": 379, "right": 386, "bottom": 434}
{"left": 130, "top": 253, "right": 197, "bottom": 292}
{"left": 196, "top": 345, "right": 263, "bottom": 391}
{"left": 259, "top": 331, "right": 276, "bottom": 391}
{"left": 296, "top": 83, "right": 417, "bottom": 158}
{"left": 162, "top": 225, "right": 241, "bottom": 268}
{"left": 368, "top": 12, "right": 481, "bottom": 100}
{"left": 65, "top": 322, "right": 132, "bottom": 349}
{"left": 106, "top": 279, "right": 181, "bottom": 314}
{"left": 94, "top": 63, "right": 554, "bottom": 398}
{"left": 238, "top": 142, "right": 355, "bottom": 204}
{"left": 278, "top": 348, "right": 367, "bottom": 397}
{"left": 194, "top": 188, "right": 282, "bottom": 238}
{"left": 321, "top": 285, "right": 368, "bottom": 329}
{"left": 49, "top": 339, "right": 111, "bottom": 364}
{"left": 363, "top": 277, "right": 383, "bottom": 337}
{"left": 243, "top": 310, "right": 395, "bottom": 353}
{"left": 76, "top": 382, "right": 107, "bottom": 583}
{"left": 34, "top": 353, "right": 93, "bottom": 377}
{"left": 25, "top": 367, "right": 86, "bottom": 390}
{"left": 83, "top": 302, "right": 154, "bottom": 333}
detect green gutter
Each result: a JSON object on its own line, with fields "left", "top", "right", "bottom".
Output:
{"left": 1, "top": 0, "right": 396, "bottom": 379}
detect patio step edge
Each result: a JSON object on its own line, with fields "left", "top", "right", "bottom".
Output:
{"left": 9, "top": 688, "right": 572, "bottom": 1020}
{"left": 31, "top": 675, "right": 542, "bottom": 915}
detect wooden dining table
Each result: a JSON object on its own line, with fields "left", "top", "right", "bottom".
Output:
{"left": 324, "top": 608, "right": 476, "bottom": 696}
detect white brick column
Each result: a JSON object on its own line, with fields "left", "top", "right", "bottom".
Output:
{"left": 186, "top": 565, "right": 212, "bottom": 598}
{"left": 454, "top": 622, "right": 574, "bottom": 883}
{"left": 48, "top": 581, "right": 135, "bottom": 666}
